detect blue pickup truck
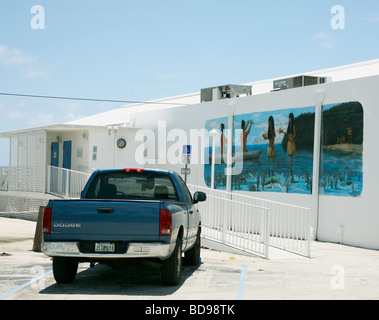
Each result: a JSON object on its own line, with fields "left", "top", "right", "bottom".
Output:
{"left": 42, "top": 168, "right": 206, "bottom": 285}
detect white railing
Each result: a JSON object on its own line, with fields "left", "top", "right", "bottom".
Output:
{"left": 189, "top": 185, "right": 270, "bottom": 258}
{"left": 204, "top": 193, "right": 269, "bottom": 258}
{"left": 4, "top": 165, "right": 45, "bottom": 193}
{"left": 0, "top": 194, "right": 48, "bottom": 221}
{"left": 46, "top": 165, "right": 91, "bottom": 199}
{"left": 230, "top": 192, "right": 312, "bottom": 257}
{"left": 188, "top": 184, "right": 311, "bottom": 258}
{"left": 0, "top": 167, "right": 9, "bottom": 191}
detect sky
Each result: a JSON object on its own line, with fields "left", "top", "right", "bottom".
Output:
{"left": 0, "top": 0, "right": 379, "bottom": 165}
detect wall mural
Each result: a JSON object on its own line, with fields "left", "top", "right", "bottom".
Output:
{"left": 204, "top": 101, "right": 363, "bottom": 197}
{"left": 319, "top": 101, "right": 363, "bottom": 197}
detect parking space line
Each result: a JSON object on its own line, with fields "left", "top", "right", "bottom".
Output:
{"left": 0, "top": 274, "right": 36, "bottom": 278}
{"left": 0, "top": 268, "right": 33, "bottom": 271}
{"left": 0, "top": 279, "right": 34, "bottom": 282}
{"left": 236, "top": 264, "right": 248, "bottom": 300}
{"left": 0, "top": 270, "right": 53, "bottom": 300}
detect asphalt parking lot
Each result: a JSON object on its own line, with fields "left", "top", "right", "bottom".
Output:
{"left": 1, "top": 217, "right": 379, "bottom": 301}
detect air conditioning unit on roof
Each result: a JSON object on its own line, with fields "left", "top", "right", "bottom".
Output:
{"left": 273, "top": 75, "right": 331, "bottom": 91}
{"left": 201, "top": 84, "right": 252, "bottom": 103}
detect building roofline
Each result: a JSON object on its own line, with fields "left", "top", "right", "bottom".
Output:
{"left": 0, "top": 123, "right": 139, "bottom": 138}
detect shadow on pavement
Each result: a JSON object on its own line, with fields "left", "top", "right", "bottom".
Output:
{"left": 40, "top": 262, "right": 200, "bottom": 297}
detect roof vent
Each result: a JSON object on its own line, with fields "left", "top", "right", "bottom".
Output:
{"left": 273, "top": 75, "right": 331, "bottom": 91}
{"left": 201, "top": 84, "right": 252, "bottom": 103}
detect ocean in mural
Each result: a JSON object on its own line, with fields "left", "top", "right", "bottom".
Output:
{"left": 204, "top": 144, "right": 314, "bottom": 194}
{"left": 318, "top": 146, "right": 362, "bottom": 197}
{"left": 204, "top": 101, "right": 363, "bottom": 197}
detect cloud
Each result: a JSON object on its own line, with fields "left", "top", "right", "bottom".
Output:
{"left": 20, "top": 66, "right": 51, "bottom": 79}
{"left": 53, "top": 101, "right": 86, "bottom": 122}
{"left": 6, "top": 110, "right": 24, "bottom": 120}
{"left": 0, "top": 44, "right": 50, "bottom": 79}
{"left": 0, "top": 45, "right": 35, "bottom": 67}
{"left": 27, "top": 113, "right": 56, "bottom": 127}
{"left": 64, "top": 112, "right": 81, "bottom": 122}
{"left": 313, "top": 32, "right": 336, "bottom": 49}
{"left": 4, "top": 109, "right": 55, "bottom": 127}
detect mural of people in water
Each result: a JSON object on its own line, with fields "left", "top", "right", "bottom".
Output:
{"left": 220, "top": 123, "right": 227, "bottom": 157}
{"left": 241, "top": 120, "right": 254, "bottom": 153}
{"left": 205, "top": 106, "right": 315, "bottom": 194}
{"left": 262, "top": 116, "right": 276, "bottom": 159}
{"left": 279, "top": 112, "right": 297, "bottom": 183}
{"left": 204, "top": 101, "right": 363, "bottom": 197}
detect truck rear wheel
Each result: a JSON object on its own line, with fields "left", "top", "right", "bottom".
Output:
{"left": 52, "top": 257, "right": 78, "bottom": 284}
{"left": 161, "top": 238, "right": 182, "bottom": 285}
{"left": 184, "top": 228, "right": 201, "bottom": 266}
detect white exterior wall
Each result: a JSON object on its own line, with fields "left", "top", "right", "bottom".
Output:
{"left": 45, "top": 127, "right": 142, "bottom": 173}
{"left": 114, "top": 129, "right": 142, "bottom": 169}
{"left": 316, "top": 76, "right": 379, "bottom": 249}
{"left": 125, "top": 75, "right": 379, "bottom": 249}
{"left": 87, "top": 130, "right": 111, "bottom": 170}
{"left": 46, "top": 131, "right": 89, "bottom": 171}
{"left": 88, "top": 128, "right": 142, "bottom": 171}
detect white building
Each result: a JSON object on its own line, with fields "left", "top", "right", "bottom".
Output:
{"left": 1, "top": 59, "right": 379, "bottom": 250}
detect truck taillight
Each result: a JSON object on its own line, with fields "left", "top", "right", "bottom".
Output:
{"left": 159, "top": 209, "right": 172, "bottom": 236}
{"left": 122, "top": 168, "right": 144, "bottom": 173}
{"left": 43, "top": 207, "right": 52, "bottom": 234}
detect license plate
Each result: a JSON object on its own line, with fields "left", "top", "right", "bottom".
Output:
{"left": 95, "top": 242, "right": 115, "bottom": 253}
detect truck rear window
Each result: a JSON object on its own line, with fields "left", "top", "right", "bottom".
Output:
{"left": 85, "top": 171, "right": 179, "bottom": 201}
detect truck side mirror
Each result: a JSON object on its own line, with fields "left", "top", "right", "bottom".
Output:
{"left": 193, "top": 191, "right": 206, "bottom": 203}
